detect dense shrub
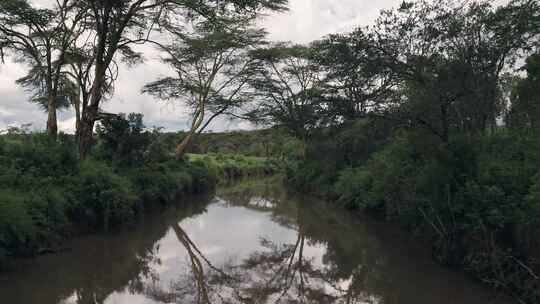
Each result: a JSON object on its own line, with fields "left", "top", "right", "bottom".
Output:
{"left": 334, "top": 167, "right": 372, "bottom": 210}
{"left": 94, "top": 113, "right": 153, "bottom": 166}
{"left": 71, "top": 161, "right": 137, "bottom": 230}
{"left": 288, "top": 127, "right": 540, "bottom": 303}
{"left": 0, "top": 135, "right": 78, "bottom": 263}
{"left": 0, "top": 191, "right": 38, "bottom": 266}
{"left": 0, "top": 128, "right": 216, "bottom": 269}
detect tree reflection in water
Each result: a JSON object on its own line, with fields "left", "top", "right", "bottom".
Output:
{"left": 145, "top": 222, "right": 244, "bottom": 304}
{"left": 146, "top": 224, "right": 381, "bottom": 304}
{"left": 145, "top": 179, "right": 383, "bottom": 304}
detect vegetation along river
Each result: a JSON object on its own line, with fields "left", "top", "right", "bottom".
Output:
{"left": 0, "top": 178, "right": 511, "bottom": 304}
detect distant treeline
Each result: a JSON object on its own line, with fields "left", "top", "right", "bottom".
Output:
{"left": 154, "top": 128, "right": 303, "bottom": 159}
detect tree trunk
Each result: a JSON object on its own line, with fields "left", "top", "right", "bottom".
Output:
{"left": 74, "top": 103, "right": 81, "bottom": 140}
{"left": 46, "top": 95, "right": 58, "bottom": 137}
{"left": 79, "top": 64, "right": 106, "bottom": 159}
{"left": 175, "top": 131, "right": 195, "bottom": 160}
{"left": 79, "top": 104, "right": 98, "bottom": 160}
{"left": 176, "top": 97, "right": 206, "bottom": 160}
{"left": 71, "top": 90, "right": 82, "bottom": 141}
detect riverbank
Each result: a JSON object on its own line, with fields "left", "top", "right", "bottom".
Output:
{"left": 0, "top": 134, "right": 217, "bottom": 270}
{"left": 0, "top": 134, "right": 277, "bottom": 271}
{"left": 286, "top": 127, "right": 540, "bottom": 304}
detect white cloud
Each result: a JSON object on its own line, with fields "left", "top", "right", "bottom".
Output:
{"left": 262, "top": 0, "right": 402, "bottom": 43}
{"left": 58, "top": 117, "right": 77, "bottom": 134}
{"left": 0, "top": 107, "right": 13, "bottom": 117}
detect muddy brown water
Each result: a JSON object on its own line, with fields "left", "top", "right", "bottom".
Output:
{"left": 0, "top": 178, "right": 511, "bottom": 303}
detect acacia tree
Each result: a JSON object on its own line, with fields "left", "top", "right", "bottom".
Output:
{"left": 246, "top": 43, "right": 325, "bottom": 140}
{"left": 75, "top": 0, "right": 167, "bottom": 158}
{"left": 76, "top": 0, "right": 287, "bottom": 159}
{"left": 312, "top": 29, "right": 395, "bottom": 123}
{"left": 0, "top": 0, "right": 86, "bottom": 137}
{"left": 143, "top": 14, "right": 265, "bottom": 159}
{"left": 63, "top": 44, "right": 118, "bottom": 139}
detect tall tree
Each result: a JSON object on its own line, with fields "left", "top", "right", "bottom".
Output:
{"left": 77, "top": 0, "right": 287, "bottom": 159}
{"left": 246, "top": 43, "right": 325, "bottom": 140}
{"left": 143, "top": 13, "right": 265, "bottom": 159}
{"left": 63, "top": 44, "right": 117, "bottom": 140}
{"left": 0, "top": 0, "right": 86, "bottom": 137}
{"left": 312, "top": 29, "right": 395, "bottom": 123}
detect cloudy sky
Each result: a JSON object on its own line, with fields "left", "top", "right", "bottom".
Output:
{"left": 0, "top": 0, "right": 404, "bottom": 133}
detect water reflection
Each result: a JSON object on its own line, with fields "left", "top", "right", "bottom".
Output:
{"left": 0, "top": 194, "right": 212, "bottom": 304}
{"left": 0, "top": 178, "right": 509, "bottom": 304}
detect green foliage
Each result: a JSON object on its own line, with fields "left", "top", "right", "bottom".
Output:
{"left": 0, "top": 129, "right": 216, "bottom": 269}
{"left": 525, "top": 174, "right": 540, "bottom": 227}
{"left": 0, "top": 135, "right": 78, "bottom": 268}
{"left": 246, "top": 43, "right": 326, "bottom": 138}
{"left": 182, "top": 128, "right": 302, "bottom": 161}
{"left": 1, "top": 0, "right": 539, "bottom": 300}
{"left": 290, "top": 128, "right": 540, "bottom": 302}
{"left": 124, "top": 165, "right": 185, "bottom": 207}
{"left": 334, "top": 167, "right": 372, "bottom": 210}
{"left": 72, "top": 161, "right": 137, "bottom": 230}
{"left": 181, "top": 159, "right": 219, "bottom": 192}
{"left": 508, "top": 54, "right": 540, "bottom": 131}
{"left": 0, "top": 190, "right": 38, "bottom": 264}
{"left": 95, "top": 113, "right": 158, "bottom": 166}
{"left": 187, "top": 153, "right": 277, "bottom": 181}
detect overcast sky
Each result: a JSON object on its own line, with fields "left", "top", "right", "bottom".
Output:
{"left": 0, "top": 0, "right": 404, "bottom": 133}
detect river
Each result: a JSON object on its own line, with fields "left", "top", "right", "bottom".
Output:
{"left": 0, "top": 178, "right": 510, "bottom": 304}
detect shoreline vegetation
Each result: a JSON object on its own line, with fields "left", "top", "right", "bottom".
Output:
{"left": 2, "top": 122, "right": 539, "bottom": 303}
{"left": 0, "top": 126, "right": 278, "bottom": 272}
{"left": 286, "top": 125, "right": 540, "bottom": 303}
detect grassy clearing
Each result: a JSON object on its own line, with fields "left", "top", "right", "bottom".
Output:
{"left": 187, "top": 153, "right": 278, "bottom": 180}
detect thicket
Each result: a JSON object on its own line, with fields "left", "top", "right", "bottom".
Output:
{"left": 289, "top": 120, "right": 540, "bottom": 301}
{"left": 0, "top": 114, "right": 217, "bottom": 270}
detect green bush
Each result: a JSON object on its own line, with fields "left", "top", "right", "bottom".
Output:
{"left": 0, "top": 128, "right": 217, "bottom": 268}
{"left": 72, "top": 161, "right": 137, "bottom": 230}
{"left": 123, "top": 162, "right": 199, "bottom": 209}
{"left": 335, "top": 167, "right": 372, "bottom": 209}
{"left": 94, "top": 113, "right": 152, "bottom": 166}
{"left": 0, "top": 136, "right": 79, "bottom": 268}
{"left": 289, "top": 126, "right": 540, "bottom": 302}
{"left": 185, "top": 159, "right": 218, "bottom": 191}
{"left": 0, "top": 191, "right": 38, "bottom": 258}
